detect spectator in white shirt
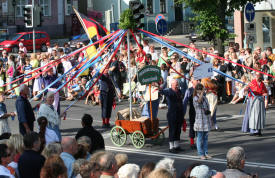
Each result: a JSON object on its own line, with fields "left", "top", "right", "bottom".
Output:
{"left": 37, "top": 116, "right": 59, "bottom": 147}
{"left": 143, "top": 39, "right": 150, "bottom": 54}
{"left": 149, "top": 45, "right": 159, "bottom": 61}
{"left": 18, "top": 43, "right": 27, "bottom": 55}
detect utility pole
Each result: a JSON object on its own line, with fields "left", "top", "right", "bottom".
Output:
{"left": 32, "top": 0, "right": 36, "bottom": 53}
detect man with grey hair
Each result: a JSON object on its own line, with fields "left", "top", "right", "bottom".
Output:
{"left": 60, "top": 137, "right": 78, "bottom": 178}
{"left": 98, "top": 152, "right": 117, "bottom": 178}
{"left": 15, "top": 84, "right": 35, "bottom": 135}
{"left": 160, "top": 79, "right": 185, "bottom": 153}
{"left": 223, "top": 146, "right": 251, "bottom": 178}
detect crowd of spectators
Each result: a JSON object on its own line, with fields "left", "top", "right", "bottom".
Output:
{"left": 0, "top": 40, "right": 274, "bottom": 106}
{"left": 0, "top": 36, "right": 273, "bottom": 177}
{"left": 0, "top": 128, "right": 257, "bottom": 178}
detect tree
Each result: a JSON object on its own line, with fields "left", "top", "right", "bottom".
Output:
{"left": 176, "top": 0, "right": 263, "bottom": 54}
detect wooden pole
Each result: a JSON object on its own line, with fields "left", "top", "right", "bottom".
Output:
{"left": 149, "top": 84, "right": 153, "bottom": 124}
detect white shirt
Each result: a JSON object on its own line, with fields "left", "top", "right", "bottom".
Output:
{"left": 62, "top": 60, "right": 72, "bottom": 74}
{"left": 150, "top": 52, "right": 159, "bottom": 61}
{"left": 45, "top": 127, "right": 60, "bottom": 145}
{"left": 143, "top": 46, "right": 150, "bottom": 54}
{"left": 0, "top": 165, "right": 15, "bottom": 178}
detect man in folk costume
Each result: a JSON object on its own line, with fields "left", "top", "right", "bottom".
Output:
{"left": 160, "top": 79, "right": 185, "bottom": 153}
{"left": 201, "top": 77, "right": 220, "bottom": 131}
{"left": 99, "top": 67, "right": 116, "bottom": 128}
{"left": 242, "top": 72, "right": 267, "bottom": 136}
{"left": 183, "top": 78, "right": 200, "bottom": 150}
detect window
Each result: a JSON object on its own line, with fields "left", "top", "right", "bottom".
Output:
{"left": 35, "top": 33, "right": 41, "bottom": 39}
{"left": 160, "top": 0, "right": 166, "bottom": 13}
{"left": 15, "top": 0, "right": 28, "bottom": 17}
{"left": 39, "top": 0, "right": 51, "bottom": 16}
{"left": 21, "top": 34, "right": 30, "bottom": 40}
{"left": 65, "top": 0, "right": 72, "bottom": 15}
{"left": 262, "top": 17, "right": 270, "bottom": 44}
{"left": 147, "top": 0, "right": 153, "bottom": 14}
{"left": 40, "top": 33, "right": 47, "bottom": 38}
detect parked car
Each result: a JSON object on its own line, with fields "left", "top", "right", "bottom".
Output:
{"left": 0, "top": 31, "right": 50, "bottom": 53}
{"left": 68, "top": 33, "right": 90, "bottom": 49}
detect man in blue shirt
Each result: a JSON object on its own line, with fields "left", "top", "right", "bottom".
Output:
{"left": 15, "top": 84, "right": 35, "bottom": 135}
{"left": 60, "top": 137, "right": 78, "bottom": 178}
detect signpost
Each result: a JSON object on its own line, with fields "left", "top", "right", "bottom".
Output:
{"left": 138, "top": 65, "right": 161, "bottom": 85}
{"left": 138, "top": 65, "right": 161, "bottom": 121}
{"left": 156, "top": 19, "right": 167, "bottom": 36}
{"left": 193, "top": 63, "right": 213, "bottom": 80}
{"left": 245, "top": 2, "right": 255, "bottom": 23}
{"left": 244, "top": 3, "right": 256, "bottom": 48}
{"left": 155, "top": 14, "right": 165, "bottom": 24}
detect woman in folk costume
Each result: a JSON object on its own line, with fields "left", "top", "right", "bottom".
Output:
{"left": 201, "top": 77, "right": 219, "bottom": 131}
{"left": 242, "top": 72, "right": 267, "bottom": 136}
{"left": 42, "top": 67, "right": 61, "bottom": 114}
{"left": 37, "top": 92, "right": 63, "bottom": 141}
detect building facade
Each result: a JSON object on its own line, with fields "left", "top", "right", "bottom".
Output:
{"left": 93, "top": 0, "right": 192, "bottom": 35}
{"left": 0, "top": 0, "right": 97, "bottom": 37}
{"left": 234, "top": 0, "right": 275, "bottom": 49}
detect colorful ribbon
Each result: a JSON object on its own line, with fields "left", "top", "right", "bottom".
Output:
{"left": 139, "top": 29, "right": 275, "bottom": 79}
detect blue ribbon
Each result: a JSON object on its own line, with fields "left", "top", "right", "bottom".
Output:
{"left": 63, "top": 30, "right": 126, "bottom": 113}
{"left": 140, "top": 30, "right": 255, "bottom": 97}
{"left": 53, "top": 30, "right": 125, "bottom": 93}
{"left": 30, "top": 30, "right": 124, "bottom": 101}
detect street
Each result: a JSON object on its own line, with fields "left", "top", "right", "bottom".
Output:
{"left": 5, "top": 98, "right": 275, "bottom": 177}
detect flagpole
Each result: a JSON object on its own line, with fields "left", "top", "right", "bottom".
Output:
{"left": 127, "top": 30, "right": 132, "bottom": 120}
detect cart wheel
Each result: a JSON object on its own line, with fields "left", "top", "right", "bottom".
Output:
{"left": 110, "top": 126, "right": 127, "bottom": 147}
{"left": 131, "top": 131, "right": 145, "bottom": 149}
{"left": 153, "top": 128, "right": 165, "bottom": 145}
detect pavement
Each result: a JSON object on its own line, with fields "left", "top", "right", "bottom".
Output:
{"left": 4, "top": 98, "right": 275, "bottom": 177}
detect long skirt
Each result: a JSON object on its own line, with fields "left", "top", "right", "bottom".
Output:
{"left": 241, "top": 98, "right": 251, "bottom": 132}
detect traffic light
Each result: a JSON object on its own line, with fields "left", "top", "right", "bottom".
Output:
{"left": 33, "top": 6, "right": 43, "bottom": 27}
{"left": 129, "top": 0, "right": 145, "bottom": 29}
{"left": 23, "top": 5, "right": 33, "bottom": 28}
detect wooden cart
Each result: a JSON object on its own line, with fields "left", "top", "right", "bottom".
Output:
{"left": 110, "top": 117, "right": 168, "bottom": 149}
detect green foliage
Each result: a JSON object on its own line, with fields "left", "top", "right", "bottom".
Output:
{"left": 119, "top": 9, "right": 136, "bottom": 30}
{"left": 191, "top": 11, "right": 229, "bottom": 43}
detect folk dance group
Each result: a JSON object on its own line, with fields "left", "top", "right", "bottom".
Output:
{"left": 123, "top": 72, "right": 268, "bottom": 160}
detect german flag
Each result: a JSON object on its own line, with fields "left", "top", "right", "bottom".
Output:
{"left": 73, "top": 8, "right": 108, "bottom": 41}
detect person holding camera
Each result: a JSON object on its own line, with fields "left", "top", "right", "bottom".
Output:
{"left": 193, "top": 83, "right": 212, "bottom": 160}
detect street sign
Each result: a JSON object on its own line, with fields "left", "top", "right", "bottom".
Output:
{"left": 247, "top": 34, "right": 257, "bottom": 43}
{"left": 245, "top": 2, "right": 255, "bottom": 22}
{"left": 110, "top": 23, "right": 119, "bottom": 32}
{"left": 156, "top": 19, "right": 167, "bottom": 36}
{"left": 155, "top": 14, "right": 165, "bottom": 24}
{"left": 138, "top": 65, "right": 161, "bottom": 85}
{"left": 245, "top": 23, "right": 256, "bottom": 34}
{"left": 193, "top": 63, "right": 213, "bottom": 80}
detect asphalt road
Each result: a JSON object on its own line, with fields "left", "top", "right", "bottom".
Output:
{"left": 4, "top": 98, "right": 275, "bottom": 177}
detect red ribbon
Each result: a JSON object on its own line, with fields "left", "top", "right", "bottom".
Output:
{"left": 139, "top": 28, "right": 275, "bottom": 79}
{"left": 2, "top": 30, "right": 121, "bottom": 90}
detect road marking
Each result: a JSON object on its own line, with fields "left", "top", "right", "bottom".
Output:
{"left": 106, "top": 146, "right": 275, "bottom": 169}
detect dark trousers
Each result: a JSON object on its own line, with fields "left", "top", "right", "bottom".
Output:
{"left": 168, "top": 118, "right": 183, "bottom": 141}
{"left": 189, "top": 114, "right": 196, "bottom": 139}
{"left": 19, "top": 122, "right": 34, "bottom": 135}
{"left": 100, "top": 92, "right": 113, "bottom": 119}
